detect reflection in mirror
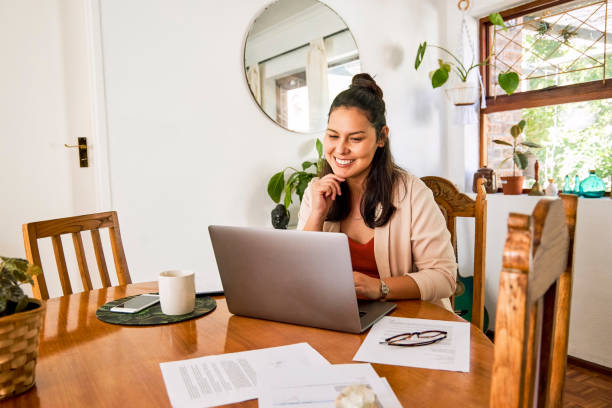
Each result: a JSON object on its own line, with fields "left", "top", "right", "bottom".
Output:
{"left": 244, "top": 0, "right": 361, "bottom": 133}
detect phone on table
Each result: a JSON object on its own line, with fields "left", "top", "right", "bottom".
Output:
{"left": 110, "top": 294, "right": 160, "bottom": 313}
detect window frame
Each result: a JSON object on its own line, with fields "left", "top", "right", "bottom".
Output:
{"left": 478, "top": 0, "right": 612, "bottom": 168}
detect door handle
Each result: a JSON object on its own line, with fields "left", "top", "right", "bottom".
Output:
{"left": 64, "top": 137, "right": 89, "bottom": 167}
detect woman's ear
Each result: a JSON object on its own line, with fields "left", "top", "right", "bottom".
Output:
{"left": 378, "top": 126, "right": 389, "bottom": 147}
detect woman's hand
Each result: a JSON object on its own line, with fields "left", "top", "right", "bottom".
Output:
{"left": 353, "top": 272, "right": 382, "bottom": 300}
{"left": 309, "top": 174, "right": 345, "bottom": 220}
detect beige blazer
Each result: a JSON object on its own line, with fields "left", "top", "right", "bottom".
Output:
{"left": 297, "top": 172, "right": 457, "bottom": 311}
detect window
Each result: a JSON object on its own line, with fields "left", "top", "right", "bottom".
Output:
{"left": 480, "top": 0, "right": 612, "bottom": 190}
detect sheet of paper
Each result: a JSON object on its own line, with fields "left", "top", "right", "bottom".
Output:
{"left": 160, "top": 343, "right": 330, "bottom": 408}
{"left": 353, "top": 316, "right": 471, "bottom": 372}
{"left": 195, "top": 273, "right": 223, "bottom": 294}
{"left": 258, "top": 363, "right": 402, "bottom": 408}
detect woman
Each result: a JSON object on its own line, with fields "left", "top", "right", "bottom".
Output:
{"left": 297, "top": 73, "right": 456, "bottom": 310}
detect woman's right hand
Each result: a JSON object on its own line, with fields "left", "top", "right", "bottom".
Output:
{"left": 309, "top": 174, "right": 345, "bottom": 220}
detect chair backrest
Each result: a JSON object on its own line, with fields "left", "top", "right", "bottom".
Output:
{"left": 22, "top": 211, "right": 131, "bottom": 300}
{"left": 490, "top": 194, "right": 577, "bottom": 408}
{"left": 421, "top": 176, "right": 487, "bottom": 331}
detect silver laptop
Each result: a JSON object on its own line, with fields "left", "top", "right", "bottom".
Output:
{"left": 208, "top": 225, "right": 396, "bottom": 333}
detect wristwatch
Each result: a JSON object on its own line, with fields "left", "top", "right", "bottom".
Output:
{"left": 379, "top": 279, "right": 390, "bottom": 300}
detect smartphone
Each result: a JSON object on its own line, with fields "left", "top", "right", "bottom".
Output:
{"left": 110, "top": 294, "right": 160, "bottom": 313}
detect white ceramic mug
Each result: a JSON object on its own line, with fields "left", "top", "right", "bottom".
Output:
{"left": 158, "top": 270, "right": 195, "bottom": 315}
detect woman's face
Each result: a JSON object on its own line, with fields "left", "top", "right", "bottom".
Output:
{"left": 325, "top": 107, "right": 386, "bottom": 183}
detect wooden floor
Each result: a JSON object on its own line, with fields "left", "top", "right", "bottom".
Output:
{"left": 563, "top": 361, "right": 612, "bottom": 407}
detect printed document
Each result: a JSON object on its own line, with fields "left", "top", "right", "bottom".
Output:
{"left": 160, "top": 343, "right": 329, "bottom": 407}
{"left": 258, "top": 363, "right": 402, "bottom": 408}
{"left": 353, "top": 317, "right": 471, "bottom": 372}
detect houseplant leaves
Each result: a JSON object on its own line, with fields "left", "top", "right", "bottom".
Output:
{"left": 415, "top": 42, "right": 427, "bottom": 69}
{"left": 498, "top": 71, "right": 519, "bottom": 94}
{"left": 267, "top": 171, "right": 285, "bottom": 203}
{"left": 513, "top": 152, "right": 529, "bottom": 170}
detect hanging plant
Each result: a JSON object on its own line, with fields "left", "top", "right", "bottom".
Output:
{"left": 415, "top": 13, "right": 520, "bottom": 95}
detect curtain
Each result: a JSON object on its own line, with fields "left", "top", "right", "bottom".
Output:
{"left": 246, "top": 63, "right": 261, "bottom": 104}
{"left": 306, "top": 37, "right": 329, "bottom": 131}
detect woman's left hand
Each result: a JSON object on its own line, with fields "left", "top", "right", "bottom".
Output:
{"left": 353, "top": 272, "right": 382, "bottom": 300}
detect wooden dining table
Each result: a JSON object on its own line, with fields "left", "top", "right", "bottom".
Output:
{"left": 6, "top": 282, "right": 494, "bottom": 407}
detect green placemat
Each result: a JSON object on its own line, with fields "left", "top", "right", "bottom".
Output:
{"left": 96, "top": 293, "right": 216, "bottom": 326}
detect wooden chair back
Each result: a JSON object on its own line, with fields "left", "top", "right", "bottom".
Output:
{"left": 421, "top": 176, "right": 487, "bottom": 331}
{"left": 490, "top": 194, "right": 577, "bottom": 407}
{"left": 22, "top": 211, "right": 131, "bottom": 300}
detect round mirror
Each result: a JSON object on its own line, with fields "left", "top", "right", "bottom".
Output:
{"left": 244, "top": 0, "right": 361, "bottom": 133}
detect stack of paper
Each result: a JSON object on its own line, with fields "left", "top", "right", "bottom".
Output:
{"left": 160, "top": 342, "right": 401, "bottom": 407}
{"left": 353, "top": 316, "right": 471, "bottom": 372}
{"left": 160, "top": 343, "right": 328, "bottom": 407}
{"left": 258, "top": 363, "right": 401, "bottom": 408}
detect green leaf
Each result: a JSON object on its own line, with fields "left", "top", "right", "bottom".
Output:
{"left": 493, "top": 139, "right": 513, "bottom": 146}
{"left": 283, "top": 183, "right": 293, "bottom": 209}
{"left": 438, "top": 59, "right": 451, "bottom": 73}
{"left": 520, "top": 141, "right": 542, "bottom": 148}
{"left": 518, "top": 119, "right": 526, "bottom": 131}
{"left": 431, "top": 68, "right": 449, "bottom": 88}
{"left": 0, "top": 298, "right": 6, "bottom": 314}
{"left": 302, "top": 161, "right": 314, "bottom": 171}
{"left": 315, "top": 138, "right": 323, "bottom": 158}
{"left": 510, "top": 125, "right": 522, "bottom": 138}
{"left": 267, "top": 171, "right": 285, "bottom": 203}
{"left": 514, "top": 152, "right": 528, "bottom": 170}
{"left": 14, "top": 296, "right": 28, "bottom": 314}
{"left": 489, "top": 13, "right": 507, "bottom": 31}
{"left": 296, "top": 174, "right": 314, "bottom": 201}
{"left": 415, "top": 41, "right": 427, "bottom": 69}
{"left": 498, "top": 71, "right": 519, "bottom": 95}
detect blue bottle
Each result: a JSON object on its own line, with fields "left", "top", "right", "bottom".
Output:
{"left": 562, "top": 175, "right": 571, "bottom": 193}
{"left": 579, "top": 170, "right": 606, "bottom": 198}
{"left": 573, "top": 175, "right": 580, "bottom": 196}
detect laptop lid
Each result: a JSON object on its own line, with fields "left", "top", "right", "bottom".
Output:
{"left": 208, "top": 225, "right": 394, "bottom": 333}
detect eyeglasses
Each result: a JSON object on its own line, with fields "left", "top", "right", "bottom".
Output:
{"left": 379, "top": 330, "right": 448, "bottom": 347}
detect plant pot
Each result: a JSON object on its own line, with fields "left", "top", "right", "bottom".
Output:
{"left": 447, "top": 81, "right": 479, "bottom": 106}
{"left": 0, "top": 299, "right": 45, "bottom": 400}
{"left": 500, "top": 176, "right": 524, "bottom": 195}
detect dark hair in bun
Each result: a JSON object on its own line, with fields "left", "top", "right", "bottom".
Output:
{"left": 328, "top": 73, "right": 386, "bottom": 137}
{"left": 322, "top": 73, "right": 404, "bottom": 228}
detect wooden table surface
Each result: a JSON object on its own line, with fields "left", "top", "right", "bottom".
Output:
{"left": 7, "top": 283, "right": 494, "bottom": 407}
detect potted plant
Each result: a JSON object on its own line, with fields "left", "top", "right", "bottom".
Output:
{"left": 267, "top": 139, "right": 325, "bottom": 228}
{"left": 0, "top": 257, "right": 44, "bottom": 399}
{"left": 414, "top": 13, "right": 520, "bottom": 103}
{"left": 493, "top": 120, "right": 542, "bottom": 195}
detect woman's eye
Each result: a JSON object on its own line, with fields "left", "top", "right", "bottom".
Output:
{"left": 327, "top": 134, "right": 339, "bottom": 139}
{"left": 351, "top": 138, "right": 363, "bottom": 142}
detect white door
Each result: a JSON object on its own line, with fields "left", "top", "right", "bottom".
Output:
{"left": 0, "top": 0, "right": 110, "bottom": 297}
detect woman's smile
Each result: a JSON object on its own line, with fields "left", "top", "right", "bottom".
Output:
{"left": 334, "top": 157, "right": 355, "bottom": 166}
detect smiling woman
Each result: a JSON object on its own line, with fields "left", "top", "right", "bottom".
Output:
{"left": 297, "top": 74, "right": 458, "bottom": 311}
{"left": 243, "top": 0, "right": 361, "bottom": 133}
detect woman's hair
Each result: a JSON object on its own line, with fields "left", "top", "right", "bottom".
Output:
{"left": 321, "top": 73, "right": 405, "bottom": 228}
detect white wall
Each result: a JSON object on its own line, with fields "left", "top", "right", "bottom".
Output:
{"left": 0, "top": 0, "right": 99, "bottom": 256}
{"left": 98, "top": 0, "right": 447, "bottom": 288}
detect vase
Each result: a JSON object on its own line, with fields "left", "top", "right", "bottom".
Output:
{"left": 573, "top": 175, "right": 580, "bottom": 196}
{"left": 579, "top": 170, "right": 605, "bottom": 198}
{"left": 270, "top": 204, "right": 289, "bottom": 229}
{"left": 500, "top": 176, "right": 524, "bottom": 195}
{"left": 562, "top": 175, "right": 572, "bottom": 193}
{"left": 447, "top": 81, "right": 479, "bottom": 106}
{"left": 545, "top": 179, "right": 558, "bottom": 196}
{"left": 0, "top": 299, "right": 45, "bottom": 399}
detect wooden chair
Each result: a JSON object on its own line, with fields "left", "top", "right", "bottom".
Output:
{"left": 490, "top": 194, "right": 577, "bottom": 407}
{"left": 421, "top": 176, "right": 487, "bottom": 331}
{"left": 22, "top": 211, "right": 131, "bottom": 300}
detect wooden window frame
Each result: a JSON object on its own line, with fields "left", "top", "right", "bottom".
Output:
{"left": 478, "top": 0, "right": 612, "bottom": 167}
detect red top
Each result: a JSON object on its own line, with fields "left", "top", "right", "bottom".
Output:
{"left": 348, "top": 236, "right": 379, "bottom": 279}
